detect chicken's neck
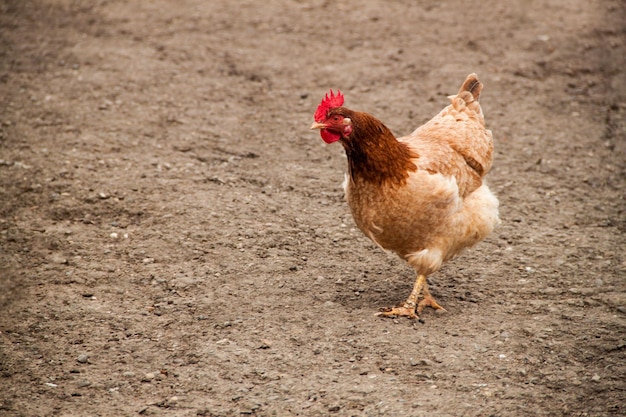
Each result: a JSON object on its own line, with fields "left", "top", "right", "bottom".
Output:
{"left": 341, "top": 111, "right": 417, "bottom": 186}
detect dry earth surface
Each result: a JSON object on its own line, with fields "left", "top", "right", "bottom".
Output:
{"left": 1, "top": 0, "right": 625, "bottom": 416}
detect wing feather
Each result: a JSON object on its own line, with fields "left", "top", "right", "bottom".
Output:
{"left": 398, "top": 77, "right": 493, "bottom": 197}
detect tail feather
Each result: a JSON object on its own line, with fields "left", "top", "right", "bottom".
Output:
{"left": 458, "top": 73, "right": 482, "bottom": 102}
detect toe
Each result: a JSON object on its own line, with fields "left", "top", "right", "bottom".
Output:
{"left": 417, "top": 296, "right": 446, "bottom": 314}
{"left": 375, "top": 307, "right": 419, "bottom": 319}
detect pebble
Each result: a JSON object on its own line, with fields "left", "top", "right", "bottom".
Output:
{"left": 474, "top": 344, "right": 488, "bottom": 353}
{"left": 591, "top": 373, "right": 601, "bottom": 382}
{"left": 51, "top": 254, "right": 68, "bottom": 264}
{"left": 142, "top": 372, "right": 156, "bottom": 382}
{"left": 258, "top": 340, "right": 272, "bottom": 349}
{"left": 77, "top": 354, "right": 89, "bottom": 364}
{"left": 76, "top": 380, "right": 91, "bottom": 388}
{"left": 413, "top": 358, "right": 433, "bottom": 367}
{"left": 122, "top": 371, "right": 136, "bottom": 378}
{"left": 239, "top": 401, "right": 261, "bottom": 414}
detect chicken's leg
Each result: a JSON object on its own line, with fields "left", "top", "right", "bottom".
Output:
{"left": 375, "top": 274, "right": 445, "bottom": 319}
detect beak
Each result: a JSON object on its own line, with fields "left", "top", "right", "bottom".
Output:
{"left": 310, "top": 121, "right": 326, "bottom": 130}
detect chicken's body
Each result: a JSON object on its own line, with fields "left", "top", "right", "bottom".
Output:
{"left": 311, "top": 74, "right": 499, "bottom": 319}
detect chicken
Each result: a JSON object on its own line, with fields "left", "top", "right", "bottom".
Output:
{"left": 310, "top": 74, "right": 499, "bottom": 319}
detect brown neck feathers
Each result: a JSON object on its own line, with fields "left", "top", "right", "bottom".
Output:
{"left": 340, "top": 110, "right": 417, "bottom": 186}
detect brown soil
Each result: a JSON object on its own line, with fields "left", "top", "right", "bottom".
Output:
{"left": 1, "top": 1, "right": 625, "bottom": 416}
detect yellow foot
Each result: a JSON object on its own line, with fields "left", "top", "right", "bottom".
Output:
{"left": 375, "top": 304, "right": 418, "bottom": 319}
{"left": 417, "top": 295, "right": 446, "bottom": 315}
{"left": 375, "top": 274, "right": 447, "bottom": 320}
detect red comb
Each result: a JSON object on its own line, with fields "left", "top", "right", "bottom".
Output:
{"left": 314, "top": 89, "right": 344, "bottom": 122}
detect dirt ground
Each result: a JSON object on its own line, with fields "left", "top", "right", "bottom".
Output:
{"left": 0, "top": 0, "right": 625, "bottom": 416}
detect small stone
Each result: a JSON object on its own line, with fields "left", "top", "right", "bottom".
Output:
{"left": 415, "top": 359, "right": 433, "bottom": 367}
{"left": 142, "top": 372, "right": 156, "bottom": 382}
{"left": 76, "top": 354, "right": 89, "bottom": 364}
{"left": 76, "top": 380, "right": 91, "bottom": 388}
{"left": 110, "top": 232, "right": 119, "bottom": 239}
{"left": 239, "top": 400, "right": 261, "bottom": 414}
{"left": 51, "top": 254, "right": 68, "bottom": 264}
{"left": 258, "top": 340, "right": 272, "bottom": 349}
{"left": 122, "top": 371, "right": 135, "bottom": 378}
{"left": 591, "top": 373, "right": 601, "bottom": 382}
{"left": 474, "top": 344, "right": 488, "bottom": 353}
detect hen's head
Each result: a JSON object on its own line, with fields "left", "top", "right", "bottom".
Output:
{"left": 310, "top": 89, "right": 353, "bottom": 144}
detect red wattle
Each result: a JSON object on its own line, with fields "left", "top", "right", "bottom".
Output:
{"left": 321, "top": 129, "right": 341, "bottom": 144}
